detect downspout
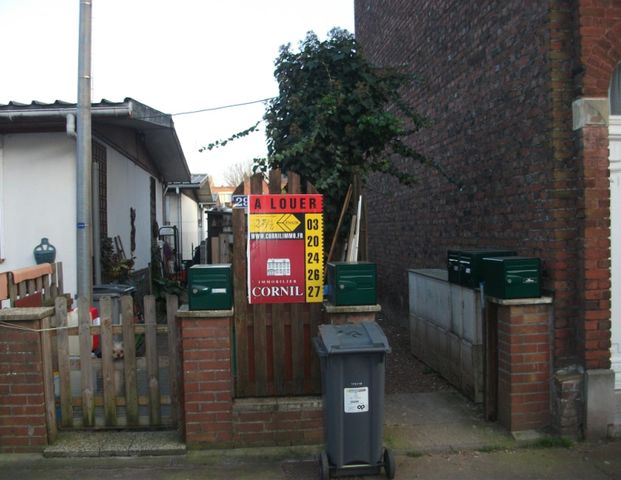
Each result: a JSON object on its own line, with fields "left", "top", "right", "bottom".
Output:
{"left": 67, "top": 113, "right": 101, "bottom": 285}
{"left": 177, "top": 187, "right": 183, "bottom": 269}
{"left": 92, "top": 161, "right": 101, "bottom": 284}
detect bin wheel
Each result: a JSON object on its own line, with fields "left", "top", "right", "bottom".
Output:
{"left": 383, "top": 447, "right": 396, "bottom": 479}
{"left": 318, "top": 451, "right": 330, "bottom": 480}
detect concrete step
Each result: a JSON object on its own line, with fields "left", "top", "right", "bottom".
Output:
{"left": 44, "top": 430, "right": 186, "bottom": 457}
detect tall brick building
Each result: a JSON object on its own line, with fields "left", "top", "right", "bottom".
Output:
{"left": 355, "top": 0, "right": 621, "bottom": 436}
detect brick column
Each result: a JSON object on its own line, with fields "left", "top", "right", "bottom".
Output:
{"left": 177, "top": 306, "right": 235, "bottom": 448}
{"left": 0, "top": 307, "right": 55, "bottom": 452}
{"left": 491, "top": 297, "right": 553, "bottom": 432}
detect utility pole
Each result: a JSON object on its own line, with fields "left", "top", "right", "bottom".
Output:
{"left": 76, "top": 0, "right": 93, "bottom": 305}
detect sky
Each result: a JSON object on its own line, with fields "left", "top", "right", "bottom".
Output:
{"left": 0, "top": 0, "right": 355, "bottom": 184}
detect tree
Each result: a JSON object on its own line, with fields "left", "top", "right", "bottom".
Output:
{"left": 223, "top": 159, "right": 254, "bottom": 187}
{"left": 259, "top": 28, "right": 439, "bottom": 245}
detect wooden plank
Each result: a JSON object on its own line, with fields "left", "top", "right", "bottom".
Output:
{"left": 166, "top": 294, "right": 180, "bottom": 426}
{"left": 211, "top": 236, "right": 220, "bottom": 264}
{"left": 269, "top": 169, "right": 282, "bottom": 194}
{"left": 42, "top": 274, "right": 51, "bottom": 303}
{"left": 271, "top": 303, "right": 285, "bottom": 395}
{"left": 18, "top": 282, "right": 27, "bottom": 299}
{"left": 253, "top": 303, "right": 267, "bottom": 396}
{"left": 309, "top": 303, "right": 322, "bottom": 393}
{"left": 325, "top": 184, "right": 352, "bottom": 276}
{"left": 288, "top": 172, "right": 301, "bottom": 194}
{"left": 233, "top": 207, "right": 249, "bottom": 397}
{"left": 121, "top": 295, "right": 139, "bottom": 426}
{"left": 55, "top": 262, "right": 64, "bottom": 296}
{"left": 219, "top": 235, "right": 230, "bottom": 263}
{"left": 100, "top": 297, "right": 117, "bottom": 426}
{"left": 77, "top": 296, "right": 95, "bottom": 427}
{"left": 40, "top": 314, "right": 57, "bottom": 443}
{"left": 27, "top": 279, "right": 36, "bottom": 296}
{"left": 291, "top": 303, "right": 305, "bottom": 394}
{"left": 7, "top": 272, "right": 17, "bottom": 306}
{"left": 55, "top": 297, "right": 73, "bottom": 427}
{"left": 144, "top": 295, "right": 161, "bottom": 425}
{"left": 306, "top": 181, "right": 318, "bottom": 194}
{"left": 250, "top": 172, "right": 263, "bottom": 194}
{"left": 35, "top": 277, "right": 43, "bottom": 296}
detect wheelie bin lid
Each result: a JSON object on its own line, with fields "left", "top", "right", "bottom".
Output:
{"left": 315, "top": 321, "right": 391, "bottom": 355}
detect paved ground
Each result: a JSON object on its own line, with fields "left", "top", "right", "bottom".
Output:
{"left": 3, "top": 441, "right": 621, "bottom": 479}
{"left": 2, "top": 390, "right": 616, "bottom": 479}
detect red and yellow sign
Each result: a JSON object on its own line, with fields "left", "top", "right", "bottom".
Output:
{"left": 247, "top": 194, "right": 323, "bottom": 304}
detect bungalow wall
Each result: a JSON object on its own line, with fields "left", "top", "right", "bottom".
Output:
{"left": 0, "top": 131, "right": 166, "bottom": 295}
{"left": 1, "top": 132, "right": 77, "bottom": 291}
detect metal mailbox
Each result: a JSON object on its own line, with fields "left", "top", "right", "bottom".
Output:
{"left": 327, "top": 262, "right": 377, "bottom": 306}
{"left": 482, "top": 256, "right": 541, "bottom": 299}
{"left": 188, "top": 264, "right": 233, "bottom": 311}
{"left": 458, "top": 249, "right": 517, "bottom": 289}
{"left": 447, "top": 250, "right": 461, "bottom": 284}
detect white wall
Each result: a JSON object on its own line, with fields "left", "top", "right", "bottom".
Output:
{"left": 164, "top": 191, "right": 203, "bottom": 261}
{"left": 106, "top": 148, "right": 155, "bottom": 270}
{"left": 0, "top": 133, "right": 78, "bottom": 295}
{"left": 181, "top": 193, "right": 201, "bottom": 260}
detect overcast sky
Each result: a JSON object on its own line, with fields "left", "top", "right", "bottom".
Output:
{"left": 0, "top": 0, "right": 354, "bottom": 184}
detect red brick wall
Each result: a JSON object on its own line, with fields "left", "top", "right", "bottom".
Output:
{"left": 233, "top": 398, "right": 323, "bottom": 446}
{"left": 180, "top": 316, "right": 234, "bottom": 447}
{"left": 355, "top": 0, "right": 617, "bottom": 369}
{"left": 0, "top": 320, "right": 48, "bottom": 452}
{"left": 178, "top": 312, "right": 323, "bottom": 448}
{"left": 496, "top": 304, "right": 552, "bottom": 431}
{"left": 576, "top": 0, "right": 621, "bottom": 97}
{"left": 573, "top": 0, "right": 621, "bottom": 368}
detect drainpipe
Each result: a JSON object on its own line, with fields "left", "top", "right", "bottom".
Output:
{"left": 92, "top": 161, "right": 101, "bottom": 284}
{"left": 67, "top": 112, "right": 101, "bottom": 285}
{"left": 177, "top": 187, "right": 183, "bottom": 269}
{"left": 76, "top": 0, "right": 93, "bottom": 305}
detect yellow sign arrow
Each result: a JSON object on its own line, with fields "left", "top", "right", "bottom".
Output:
{"left": 249, "top": 214, "right": 301, "bottom": 233}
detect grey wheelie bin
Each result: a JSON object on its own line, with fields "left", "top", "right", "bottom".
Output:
{"left": 314, "top": 321, "right": 394, "bottom": 479}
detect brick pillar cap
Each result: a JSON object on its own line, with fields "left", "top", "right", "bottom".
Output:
{"left": 176, "top": 304, "right": 234, "bottom": 318}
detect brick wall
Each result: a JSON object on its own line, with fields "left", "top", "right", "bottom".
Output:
{"left": 354, "top": 0, "right": 618, "bottom": 370}
{"left": 0, "top": 319, "right": 48, "bottom": 452}
{"left": 496, "top": 303, "right": 552, "bottom": 432}
{"left": 178, "top": 309, "right": 323, "bottom": 448}
{"left": 180, "top": 314, "right": 234, "bottom": 447}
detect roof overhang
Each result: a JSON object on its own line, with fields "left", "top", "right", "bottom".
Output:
{"left": 0, "top": 98, "right": 191, "bottom": 182}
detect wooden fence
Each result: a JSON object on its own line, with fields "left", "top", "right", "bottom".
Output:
{"left": 233, "top": 170, "right": 323, "bottom": 398}
{"left": 51, "top": 293, "right": 180, "bottom": 429}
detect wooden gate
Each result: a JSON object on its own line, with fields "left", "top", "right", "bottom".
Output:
{"left": 233, "top": 170, "right": 323, "bottom": 397}
{"left": 51, "top": 294, "right": 181, "bottom": 429}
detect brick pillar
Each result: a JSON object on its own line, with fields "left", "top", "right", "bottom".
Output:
{"left": 177, "top": 306, "right": 234, "bottom": 448}
{"left": 0, "top": 308, "right": 55, "bottom": 452}
{"left": 492, "top": 298, "right": 553, "bottom": 432}
{"left": 572, "top": 98, "right": 612, "bottom": 370}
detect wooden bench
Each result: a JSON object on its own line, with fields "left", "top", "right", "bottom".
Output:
{"left": 0, "top": 262, "right": 64, "bottom": 308}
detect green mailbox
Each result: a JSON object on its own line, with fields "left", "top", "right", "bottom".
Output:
{"left": 327, "top": 262, "right": 377, "bottom": 306}
{"left": 459, "top": 249, "right": 517, "bottom": 289}
{"left": 447, "top": 250, "right": 461, "bottom": 284}
{"left": 482, "top": 256, "right": 541, "bottom": 299}
{"left": 188, "top": 264, "right": 233, "bottom": 311}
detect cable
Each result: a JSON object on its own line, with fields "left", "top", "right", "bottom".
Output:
{"left": 171, "top": 97, "right": 276, "bottom": 117}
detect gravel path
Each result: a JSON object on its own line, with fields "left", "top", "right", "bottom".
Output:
{"left": 376, "top": 315, "right": 454, "bottom": 395}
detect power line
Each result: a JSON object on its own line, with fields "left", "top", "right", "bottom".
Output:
{"left": 171, "top": 97, "right": 276, "bottom": 116}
